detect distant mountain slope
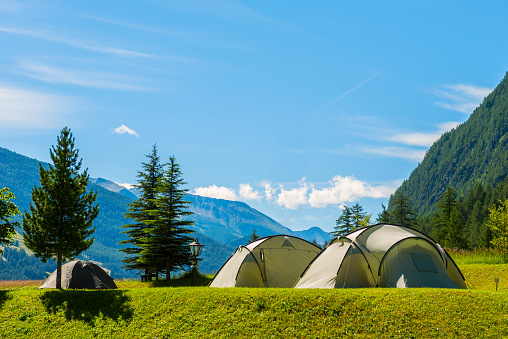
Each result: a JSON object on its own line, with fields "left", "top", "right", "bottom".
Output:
{"left": 90, "top": 177, "right": 138, "bottom": 200}
{"left": 395, "top": 72, "right": 508, "bottom": 215}
{"left": 0, "top": 146, "right": 330, "bottom": 278}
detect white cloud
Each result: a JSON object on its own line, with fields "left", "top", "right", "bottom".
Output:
{"left": 433, "top": 84, "right": 492, "bottom": 114}
{"left": 193, "top": 185, "right": 239, "bottom": 201}
{"left": 194, "top": 175, "right": 398, "bottom": 210}
{"left": 19, "top": 61, "right": 153, "bottom": 91}
{"left": 361, "top": 146, "right": 427, "bottom": 161}
{"left": 387, "top": 121, "right": 461, "bottom": 147}
{"left": 308, "top": 176, "right": 393, "bottom": 208}
{"left": 275, "top": 179, "right": 309, "bottom": 209}
{"left": 113, "top": 125, "right": 140, "bottom": 138}
{"left": 238, "top": 183, "right": 261, "bottom": 201}
{"left": 0, "top": 84, "right": 70, "bottom": 129}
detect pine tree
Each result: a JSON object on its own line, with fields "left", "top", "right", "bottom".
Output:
{"left": 434, "top": 186, "right": 458, "bottom": 243}
{"left": 376, "top": 204, "right": 391, "bottom": 223}
{"left": 249, "top": 229, "right": 260, "bottom": 243}
{"left": 389, "top": 191, "right": 417, "bottom": 227}
{"left": 446, "top": 207, "right": 466, "bottom": 248}
{"left": 141, "top": 156, "right": 194, "bottom": 278}
{"left": 0, "top": 187, "right": 20, "bottom": 254}
{"left": 350, "top": 203, "right": 366, "bottom": 230}
{"left": 331, "top": 205, "right": 354, "bottom": 236}
{"left": 120, "top": 144, "right": 163, "bottom": 277}
{"left": 23, "top": 127, "right": 98, "bottom": 289}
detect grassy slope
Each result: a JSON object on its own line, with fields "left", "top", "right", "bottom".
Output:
{"left": 1, "top": 266, "right": 508, "bottom": 338}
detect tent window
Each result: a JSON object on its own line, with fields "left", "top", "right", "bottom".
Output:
{"left": 282, "top": 239, "right": 295, "bottom": 248}
{"left": 410, "top": 253, "right": 438, "bottom": 273}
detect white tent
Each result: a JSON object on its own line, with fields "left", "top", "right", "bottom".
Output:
{"left": 210, "top": 235, "right": 321, "bottom": 288}
{"left": 295, "top": 224, "right": 466, "bottom": 289}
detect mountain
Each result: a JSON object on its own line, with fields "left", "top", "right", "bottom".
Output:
{"left": 395, "top": 72, "right": 508, "bottom": 216}
{"left": 294, "top": 227, "right": 333, "bottom": 245}
{"left": 90, "top": 178, "right": 138, "bottom": 200}
{"left": 0, "top": 146, "right": 330, "bottom": 279}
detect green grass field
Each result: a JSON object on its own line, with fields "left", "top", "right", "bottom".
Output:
{"left": 1, "top": 261, "right": 508, "bottom": 338}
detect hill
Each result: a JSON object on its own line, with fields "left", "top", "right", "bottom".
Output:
{"left": 0, "top": 147, "right": 331, "bottom": 279}
{"left": 1, "top": 280, "right": 508, "bottom": 338}
{"left": 395, "top": 72, "right": 508, "bottom": 215}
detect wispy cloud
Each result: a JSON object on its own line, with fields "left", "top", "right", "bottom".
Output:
{"left": 0, "top": 26, "right": 157, "bottom": 58}
{"left": 18, "top": 61, "right": 154, "bottom": 91}
{"left": 0, "top": 84, "right": 71, "bottom": 129}
{"left": 432, "top": 84, "right": 492, "bottom": 114}
{"left": 361, "top": 146, "right": 426, "bottom": 161}
{"left": 238, "top": 183, "right": 261, "bottom": 201}
{"left": 113, "top": 125, "right": 140, "bottom": 138}
{"left": 387, "top": 121, "right": 461, "bottom": 147}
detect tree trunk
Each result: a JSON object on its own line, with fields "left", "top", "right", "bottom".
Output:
{"left": 166, "top": 259, "right": 171, "bottom": 280}
{"left": 56, "top": 254, "right": 62, "bottom": 289}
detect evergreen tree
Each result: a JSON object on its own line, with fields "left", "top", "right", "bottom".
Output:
{"left": 142, "top": 156, "right": 195, "bottom": 278}
{"left": 0, "top": 187, "right": 20, "bottom": 254}
{"left": 331, "top": 205, "right": 354, "bottom": 236}
{"left": 376, "top": 204, "right": 391, "bottom": 223}
{"left": 389, "top": 191, "right": 416, "bottom": 226}
{"left": 434, "top": 186, "right": 458, "bottom": 243}
{"left": 350, "top": 203, "right": 367, "bottom": 230}
{"left": 23, "top": 127, "right": 98, "bottom": 289}
{"left": 445, "top": 207, "right": 466, "bottom": 248}
{"left": 249, "top": 229, "right": 260, "bottom": 243}
{"left": 120, "top": 145, "right": 163, "bottom": 277}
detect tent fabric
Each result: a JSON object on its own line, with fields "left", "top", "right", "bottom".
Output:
{"left": 40, "top": 260, "right": 117, "bottom": 289}
{"left": 295, "top": 223, "right": 467, "bottom": 289}
{"left": 210, "top": 235, "right": 320, "bottom": 288}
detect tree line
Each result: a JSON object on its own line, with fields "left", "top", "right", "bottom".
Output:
{"left": 332, "top": 176, "right": 508, "bottom": 260}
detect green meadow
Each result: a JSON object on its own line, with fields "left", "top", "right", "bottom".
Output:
{"left": 1, "top": 262, "right": 508, "bottom": 338}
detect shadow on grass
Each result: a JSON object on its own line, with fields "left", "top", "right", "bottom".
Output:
{"left": 0, "top": 291, "right": 11, "bottom": 310}
{"left": 40, "top": 289, "right": 133, "bottom": 324}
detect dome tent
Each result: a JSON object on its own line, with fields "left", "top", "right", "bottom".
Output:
{"left": 210, "top": 235, "right": 321, "bottom": 288}
{"left": 40, "top": 260, "right": 117, "bottom": 289}
{"left": 295, "top": 224, "right": 466, "bottom": 289}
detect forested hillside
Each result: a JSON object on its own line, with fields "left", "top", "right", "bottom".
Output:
{"left": 396, "top": 72, "right": 508, "bottom": 216}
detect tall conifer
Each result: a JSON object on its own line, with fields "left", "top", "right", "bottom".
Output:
{"left": 120, "top": 145, "right": 163, "bottom": 276}
{"left": 142, "top": 156, "right": 194, "bottom": 278}
{"left": 23, "top": 127, "right": 98, "bottom": 289}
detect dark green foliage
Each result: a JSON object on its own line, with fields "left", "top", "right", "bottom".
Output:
{"left": 120, "top": 145, "right": 163, "bottom": 275}
{"left": 395, "top": 72, "right": 508, "bottom": 217}
{"left": 331, "top": 205, "right": 354, "bottom": 236}
{"left": 376, "top": 204, "right": 391, "bottom": 223}
{"left": 0, "top": 188, "right": 20, "bottom": 253}
{"left": 249, "top": 229, "right": 260, "bottom": 243}
{"left": 0, "top": 247, "right": 56, "bottom": 280}
{"left": 387, "top": 191, "right": 417, "bottom": 227}
{"left": 22, "top": 127, "right": 99, "bottom": 288}
{"left": 141, "top": 156, "right": 194, "bottom": 278}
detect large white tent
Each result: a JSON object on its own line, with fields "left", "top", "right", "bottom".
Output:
{"left": 210, "top": 235, "right": 321, "bottom": 288}
{"left": 295, "top": 224, "right": 466, "bottom": 289}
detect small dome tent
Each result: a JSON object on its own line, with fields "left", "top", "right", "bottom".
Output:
{"left": 40, "top": 260, "right": 117, "bottom": 289}
{"left": 295, "top": 224, "right": 466, "bottom": 289}
{"left": 210, "top": 235, "right": 321, "bottom": 288}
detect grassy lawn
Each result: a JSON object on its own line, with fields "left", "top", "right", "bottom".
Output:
{"left": 1, "top": 258, "right": 508, "bottom": 338}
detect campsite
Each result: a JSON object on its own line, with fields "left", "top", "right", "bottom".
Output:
{"left": 0, "top": 244, "right": 507, "bottom": 338}
{"left": 1, "top": 256, "right": 508, "bottom": 338}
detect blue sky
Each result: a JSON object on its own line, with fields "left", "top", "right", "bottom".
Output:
{"left": 0, "top": 0, "right": 506, "bottom": 232}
